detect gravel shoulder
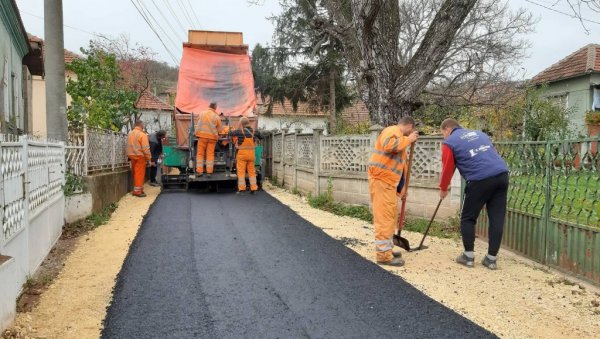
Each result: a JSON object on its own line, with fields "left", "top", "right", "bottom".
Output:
{"left": 264, "top": 183, "right": 600, "bottom": 339}
{"left": 3, "top": 185, "right": 160, "bottom": 339}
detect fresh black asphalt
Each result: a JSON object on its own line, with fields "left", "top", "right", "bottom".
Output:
{"left": 102, "top": 191, "right": 496, "bottom": 338}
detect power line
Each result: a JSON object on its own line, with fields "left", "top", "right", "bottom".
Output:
{"left": 20, "top": 10, "right": 103, "bottom": 38}
{"left": 150, "top": 0, "right": 186, "bottom": 42}
{"left": 137, "top": 0, "right": 181, "bottom": 51}
{"left": 525, "top": 0, "right": 600, "bottom": 25}
{"left": 186, "top": 0, "right": 202, "bottom": 28}
{"left": 163, "top": 0, "right": 188, "bottom": 34}
{"left": 176, "top": 0, "right": 196, "bottom": 28}
{"left": 130, "top": 0, "right": 180, "bottom": 65}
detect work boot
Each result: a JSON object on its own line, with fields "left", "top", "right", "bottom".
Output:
{"left": 236, "top": 190, "right": 246, "bottom": 195}
{"left": 135, "top": 193, "right": 147, "bottom": 198}
{"left": 392, "top": 250, "right": 402, "bottom": 258}
{"left": 481, "top": 255, "right": 498, "bottom": 270}
{"left": 207, "top": 173, "right": 212, "bottom": 178}
{"left": 149, "top": 182, "right": 160, "bottom": 187}
{"left": 250, "top": 190, "right": 256, "bottom": 195}
{"left": 456, "top": 253, "right": 474, "bottom": 268}
{"left": 377, "top": 256, "right": 405, "bottom": 267}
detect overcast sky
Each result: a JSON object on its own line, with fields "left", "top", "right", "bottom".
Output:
{"left": 15, "top": 0, "right": 600, "bottom": 78}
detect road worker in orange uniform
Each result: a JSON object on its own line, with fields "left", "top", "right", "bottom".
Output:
{"left": 229, "top": 117, "right": 260, "bottom": 194}
{"left": 127, "top": 120, "right": 151, "bottom": 197}
{"left": 368, "top": 116, "right": 419, "bottom": 266}
{"left": 195, "top": 102, "right": 222, "bottom": 176}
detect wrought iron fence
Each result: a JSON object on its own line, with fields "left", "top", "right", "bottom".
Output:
{"left": 477, "top": 137, "right": 600, "bottom": 284}
{"left": 65, "top": 127, "right": 129, "bottom": 176}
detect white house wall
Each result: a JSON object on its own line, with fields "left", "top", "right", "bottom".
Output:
{"left": 258, "top": 116, "right": 328, "bottom": 134}
{"left": 139, "top": 110, "right": 173, "bottom": 134}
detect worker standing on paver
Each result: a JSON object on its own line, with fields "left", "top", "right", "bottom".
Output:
{"left": 195, "top": 102, "right": 222, "bottom": 177}
{"left": 149, "top": 130, "right": 167, "bottom": 187}
{"left": 230, "top": 117, "right": 260, "bottom": 194}
{"left": 368, "top": 117, "right": 419, "bottom": 266}
{"left": 127, "top": 120, "right": 151, "bottom": 197}
{"left": 438, "top": 118, "right": 509, "bottom": 270}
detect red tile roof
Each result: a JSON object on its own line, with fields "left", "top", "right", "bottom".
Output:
{"left": 256, "top": 97, "right": 328, "bottom": 117}
{"left": 135, "top": 90, "right": 174, "bottom": 111}
{"left": 64, "top": 49, "right": 80, "bottom": 64}
{"left": 27, "top": 33, "right": 81, "bottom": 64}
{"left": 532, "top": 44, "right": 600, "bottom": 84}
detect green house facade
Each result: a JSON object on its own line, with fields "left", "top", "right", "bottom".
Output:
{"left": 532, "top": 44, "right": 600, "bottom": 136}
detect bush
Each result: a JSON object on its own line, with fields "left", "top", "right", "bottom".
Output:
{"left": 63, "top": 172, "right": 86, "bottom": 197}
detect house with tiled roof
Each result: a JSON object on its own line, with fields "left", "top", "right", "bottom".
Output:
{"left": 532, "top": 44, "right": 600, "bottom": 134}
{"left": 256, "top": 96, "right": 329, "bottom": 133}
{"left": 28, "top": 34, "right": 81, "bottom": 137}
{"left": 256, "top": 95, "right": 371, "bottom": 134}
{"left": 134, "top": 90, "right": 174, "bottom": 134}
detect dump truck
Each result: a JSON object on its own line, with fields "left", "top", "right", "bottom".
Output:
{"left": 159, "top": 30, "right": 264, "bottom": 190}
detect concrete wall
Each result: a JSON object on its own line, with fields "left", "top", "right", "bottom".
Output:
{"left": 84, "top": 169, "right": 131, "bottom": 213}
{"left": 274, "top": 163, "right": 461, "bottom": 222}
{"left": 65, "top": 192, "right": 93, "bottom": 223}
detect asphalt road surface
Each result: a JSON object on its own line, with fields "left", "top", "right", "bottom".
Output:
{"left": 102, "top": 191, "right": 495, "bottom": 339}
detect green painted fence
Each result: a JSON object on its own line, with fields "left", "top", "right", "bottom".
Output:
{"left": 476, "top": 138, "right": 600, "bottom": 285}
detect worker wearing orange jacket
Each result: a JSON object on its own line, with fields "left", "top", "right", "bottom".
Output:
{"left": 127, "top": 120, "right": 151, "bottom": 197}
{"left": 368, "top": 116, "right": 419, "bottom": 266}
{"left": 195, "top": 102, "right": 222, "bottom": 176}
{"left": 229, "top": 117, "right": 261, "bottom": 194}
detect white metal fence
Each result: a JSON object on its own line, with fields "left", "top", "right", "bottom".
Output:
{"left": 65, "top": 127, "right": 129, "bottom": 176}
{"left": 0, "top": 134, "right": 65, "bottom": 330}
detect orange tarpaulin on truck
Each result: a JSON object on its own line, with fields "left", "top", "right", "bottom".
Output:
{"left": 173, "top": 114, "right": 257, "bottom": 148}
{"left": 175, "top": 47, "right": 256, "bottom": 117}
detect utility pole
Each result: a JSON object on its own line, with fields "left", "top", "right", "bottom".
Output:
{"left": 44, "top": 0, "right": 68, "bottom": 141}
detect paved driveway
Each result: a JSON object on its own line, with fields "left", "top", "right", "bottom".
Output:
{"left": 102, "top": 191, "right": 494, "bottom": 338}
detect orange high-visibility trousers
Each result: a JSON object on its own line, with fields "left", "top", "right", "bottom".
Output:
{"left": 369, "top": 177, "right": 398, "bottom": 262}
{"left": 130, "top": 156, "right": 146, "bottom": 195}
{"left": 236, "top": 149, "right": 257, "bottom": 191}
{"left": 196, "top": 138, "right": 217, "bottom": 174}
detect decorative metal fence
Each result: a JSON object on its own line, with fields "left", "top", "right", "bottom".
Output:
{"left": 0, "top": 135, "right": 65, "bottom": 251}
{"left": 477, "top": 138, "right": 600, "bottom": 284}
{"left": 65, "top": 127, "right": 129, "bottom": 176}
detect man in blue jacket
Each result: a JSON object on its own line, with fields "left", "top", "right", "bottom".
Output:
{"left": 438, "top": 119, "right": 509, "bottom": 270}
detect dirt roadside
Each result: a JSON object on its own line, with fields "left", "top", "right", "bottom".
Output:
{"left": 2, "top": 185, "right": 160, "bottom": 339}
{"left": 265, "top": 184, "right": 600, "bottom": 339}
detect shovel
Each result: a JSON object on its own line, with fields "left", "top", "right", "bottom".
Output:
{"left": 413, "top": 198, "right": 443, "bottom": 251}
{"left": 394, "top": 143, "right": 415, "bottom": 252}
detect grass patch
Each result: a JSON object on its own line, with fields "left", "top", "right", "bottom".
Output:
{"left": 509, "top": 173, "right": 599, "bottom": 227}
{"left": 306, "top": 178, "right": 459, "bottom": 238}
{"left": 403, "top": 217, "right": 459, "bottom": 239}
{"left": 63, "top": 203, "right": 118, "bottom": 238}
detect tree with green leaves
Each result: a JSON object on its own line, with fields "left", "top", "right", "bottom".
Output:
{"left": 251, "top": 43, "right": 354, "bottom": 133}
{"left": 66, "top": 45, "right": 138, "bottom": 132}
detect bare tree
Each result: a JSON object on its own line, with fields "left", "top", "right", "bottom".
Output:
{"left": 91, "top": 34, "right": 158, "bottom": 131}
{"left": 315, "top": 0, "right": 539, "bottom": 125}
